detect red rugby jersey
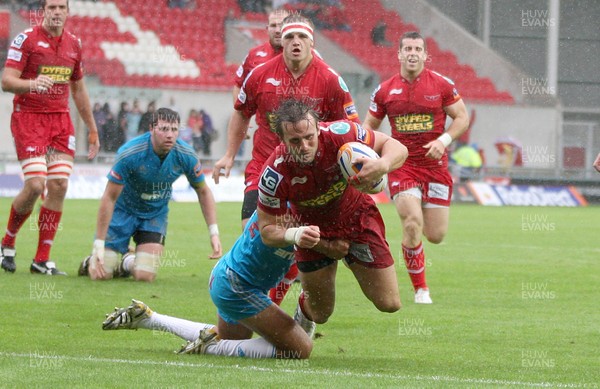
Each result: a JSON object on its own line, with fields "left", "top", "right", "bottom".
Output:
{"left": 368, "top": 68, "right": 461, "bottom": 168}
{"left": 257, "top": 120, "right": 374, "bottom": 228}
{"left": 235, "top": 55, "right": 359, "bottom": 165}
{"left": 233, "top": 42, "right": 282, "bottom": 88}
{"left": 5, "top": 26, "right": 83, "bottom": 113}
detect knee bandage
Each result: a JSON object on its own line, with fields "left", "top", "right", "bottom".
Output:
{"left": 90, "top": 249, "right": 119, "bottom": 275}
{"left": 20, "top": 157, "right": 47, "bottom": 181}
{"left": 47, "top": 159, "right": 73, "bottom": 180}
{"left": 134, "top": 251, "right": 160, "bottom": 274}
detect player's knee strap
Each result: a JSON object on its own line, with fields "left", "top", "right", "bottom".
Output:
{"left": 90, "top": 249, "right": 119, "bottom": 274}
{"left": 20, "top": 157, "right": 47, "bottom": 181}
{"left": 47, "top": 159, "right": 73, "bottom": 180}
{"left": 134, "top": 251, "right": 160, "bottom": 274}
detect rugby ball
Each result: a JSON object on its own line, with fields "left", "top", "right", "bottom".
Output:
{"left": 337, "top": 142, "right": 388, "bottom": 194}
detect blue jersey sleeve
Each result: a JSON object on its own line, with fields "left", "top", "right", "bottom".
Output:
{"left": 176, "top": 141, "right": 205, "bottom": 187}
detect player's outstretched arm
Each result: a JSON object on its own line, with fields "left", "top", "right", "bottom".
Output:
{"left": 212, "top": 110, "right": 251, "bottom": 184}
{"left": 193, "top": 182, "right": 222, "bottom": 259}
{"left": 71, "top": 78, "right": 100, "bottom": 159}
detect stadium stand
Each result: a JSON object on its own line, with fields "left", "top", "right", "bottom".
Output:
{"left": 15, "top": 0, "right": 512, "bottom": 102}
{"left": 316, "top": 0, "right": 514, "bottom": 103}
{"left": 18, "top": 0, "right": 240, "bottom": 90}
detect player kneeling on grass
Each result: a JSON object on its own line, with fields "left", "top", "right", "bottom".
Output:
{"left": 102, "top": 211, "right": 348, "bottom": 358}
{"left": 78, "top": 108, "right": 222, "bottom": 282}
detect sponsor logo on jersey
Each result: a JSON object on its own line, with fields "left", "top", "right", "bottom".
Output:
{"left": 256, "top": 51, "right": 268, "bottom": 57}
{"left": 393, "top": 113, "right": 433, "bottom": 133}
{"left": 37, "top": 41, "right": 50, "bottom": 48}
{"left": 141, "top": 192, "right": 162, "bottom": 201}
{"left": 344, "top": 102, "right": 358, "bottom": 119}
{"left": 238, "top": 88, "right": 247, "bottom": 104}
{"left": 428, "top": 183, "right": 449, "bottom": 200}
{"left": 298, "top": 180, "right": 347, "bottom": 207}
{"left": 194, "top": 161, "right": 203, "bottom": 177}
{"left": 291, "top": 176, "right": 307, "bottom": 185}
{"left": 266, "top": 77, "right": 281, "bottom": 86}
{"left": 38, "top": 66, "right": 73, "bottom": 83}
{"left": 355, "top": 123, "right": 369, "bottom": 142}
{"left": 390, "top": 88, "right": 403, "bottom": 95}
{"left": 274, "top": 248, "right": 294, "bottom": 261}
{"left": 424, "top": 94, "right": 440, "bottom": 101}
{"left": 338, "top": 76, "right": 349, "bottom": 92}
{"left": 7, "top": 49, "right": 22, "bottom": 62}
{"left": 258, "top": 192, "right": 280, "bottom": 208}
{"left": 11, "top": 33, "right": 27, "bottom": 49}
{"left": 326, "top": 122, "right": 351, "bottom": 135}
{"left": 259, "top": 166, "right": 283, "bottom": 196}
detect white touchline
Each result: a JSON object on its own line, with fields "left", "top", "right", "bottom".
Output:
{"left": 1, "top": 352, "right": 592, "bottom": 388}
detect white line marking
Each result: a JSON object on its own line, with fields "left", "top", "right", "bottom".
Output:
{"left": 1, "top": 352, "right": 595, "bottom": 388}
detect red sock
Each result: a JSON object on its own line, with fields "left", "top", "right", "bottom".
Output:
{"left": 402, "top": 242, "right": 428, "bottom": 291}
{"left": 2, "top": 205, "right": 32, "bottom": 248}
{"left": 34, "top": 207, "right": 62, "bottom": 262}
{"left": 268, "top": 262, "right": 299, "bottom": 305}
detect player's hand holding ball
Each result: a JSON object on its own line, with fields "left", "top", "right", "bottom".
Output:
{"left": 337, "top": 142, "right": 388, "bottom": 194}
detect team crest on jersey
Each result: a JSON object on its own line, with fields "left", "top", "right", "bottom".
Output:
{"left": 326, "top": 122, "right": 351, "bottom": 135}
{"left": 11, "top": 33, "right": 27, "bottom": 49}
{"left": 259, "top": 166, "right": 283, "bottom": 196}
{"left": 424, "top": 94, "right": 440, "bottom": 101}
{"left": 338, "top": 76, "right": 349, "bottom": 92}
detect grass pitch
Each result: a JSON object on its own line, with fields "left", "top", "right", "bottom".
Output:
{"left": 0, "top": 198, "right": 598, "bottom": 388}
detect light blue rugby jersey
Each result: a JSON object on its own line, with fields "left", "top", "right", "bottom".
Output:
{"left": 222, "top": 211, "right": 295, "bottom": 291}
{"left": 107, "top": 133, "right": 205, "bottom": 219}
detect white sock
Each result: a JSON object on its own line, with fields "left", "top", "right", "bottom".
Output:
{"left": 206, "top": 337, "right": 276, "bottom": 358}
{"left": 141, "top": 313, "right": 214, "bottom": 342}
{"left": 122, "top": 253, "right": 135, "bottom": 272}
